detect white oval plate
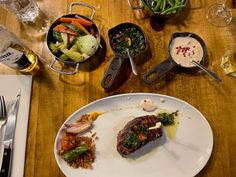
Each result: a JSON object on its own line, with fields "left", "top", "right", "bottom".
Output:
{"left": 54, "top": 93, "right": 213, "bottom": 177}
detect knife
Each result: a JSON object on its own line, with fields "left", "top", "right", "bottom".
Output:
{"left": 0, "top": 92, "right": 21, "bottom": 177}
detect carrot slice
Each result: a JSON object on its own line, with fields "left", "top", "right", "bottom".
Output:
{"left": 60, "top": 17, "right": 93, "bottom": 26}
{"left": 74, "top": 17, "right": 93, "bottom": 26}
{"left": 138, "top": 133, "right": 147, "bottom": 141}
{"left": 60, "top": 17, "right": 74, "bottom": 23}
{"left": 53, "top": 24, "right": 77, "bottom": 36}
{"left": 71, "top": 20, "right": 90, "bottom": 34}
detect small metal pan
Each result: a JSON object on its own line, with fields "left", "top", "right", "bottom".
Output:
{"left": 47, "top": 2, "right": 101, "bottom": 75}
{"left": 101, "top": 23, "right": 149, "bottom": 90}
{"left": 143, "top": 32, "right": 207, "bottom": 84}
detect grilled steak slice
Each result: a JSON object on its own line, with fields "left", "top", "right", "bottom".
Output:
{"left": 117, "top": 115, "right": 162, "bottom": 156}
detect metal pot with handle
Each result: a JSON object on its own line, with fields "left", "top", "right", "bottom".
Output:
{"left": 128, "top": 0, "right": 188, "bottom": 19}
{"left": 101, "top": 23, "right": 149, "bottom": 90}
{"left": 47, "top": 2, "right": 101, "bottom": 75}
{"left": 143, "top": 32, "right": 209, "bottom": 84}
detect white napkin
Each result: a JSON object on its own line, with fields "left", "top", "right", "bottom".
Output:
{"left": 0, "top": 75, "right": 32, "bottom": 177}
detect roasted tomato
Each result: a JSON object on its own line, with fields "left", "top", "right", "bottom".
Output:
{"left": 59, "top": 134, "right": 79, "bottom": 154}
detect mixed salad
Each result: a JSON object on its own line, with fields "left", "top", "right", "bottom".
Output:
{"left": 49, "top": 17, "right": 99, "bottom": 62}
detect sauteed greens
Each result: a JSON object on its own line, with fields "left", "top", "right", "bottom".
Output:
{"left": 49, "top": 17, "right": 99, "bottom": 62}
{"left": 109, "top": 26, "right": 145, "bottom": 58}
{"left": 157, "top": 111, "right": 178, "bottom": 125}
{"left": 142, "top": 0, "right": 186, "bottom": 15}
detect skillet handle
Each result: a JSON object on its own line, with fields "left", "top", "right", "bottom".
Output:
{"left": 49, "top": 58, "right": 79, "bottom": 75}
{"left": 69, "top": 2, "right": 96, "bottom": 20}
{"left": 128, "top": 0, "right": 144, "bottom": 10}
{"left": 143, "top": 59, "right": 176, "bottom": 84}
{"left": 101, "top": 56, "right": 124, "bottom": 90}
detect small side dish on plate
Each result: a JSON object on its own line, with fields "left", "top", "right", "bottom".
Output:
{"left": 139, "top": 98, "right": 158, "bottom": 112}
{"left": 58, "top": 112, "right": 101, "bottom": 169}
{"left": 58, "top": 134, "right": 95, "bottom": 169}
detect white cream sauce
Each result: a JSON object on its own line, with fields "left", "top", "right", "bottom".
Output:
{"left": 139, "top": 99, "right": 158, "bottom": 112}
{"left": 170, "top": 36, "right": 204, "bottom": 67}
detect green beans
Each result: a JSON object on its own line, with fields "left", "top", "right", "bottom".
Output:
{"left": 161, "top": 4, "right": 185, "bottom": 14}
{"left": 153, "top": 0, "right": 161, "bottom": 12}
{"left": 167, "top": 0, "right": 174, "bottom": 7}
{"left": 149, "top": 0, "right": 186, "bottom": 15}
{"left": 161, "top": 0, "right": 166, "bottom": 12}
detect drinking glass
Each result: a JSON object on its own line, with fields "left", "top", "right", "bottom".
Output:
{"left": 0, "top": 0, "right": 39, "bottom": 22}
{"left": 206, "top": 0, "right": 232, "bottom": 27}
{"left": 0, "top": 0, "right": 51, "bottom": 36}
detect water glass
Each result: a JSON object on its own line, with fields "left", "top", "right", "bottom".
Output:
{"left": 0, "top": 0, "right": 39, "bottom": 22}
{"left": 0, "top": 0, "right": 51, "bottom": 37}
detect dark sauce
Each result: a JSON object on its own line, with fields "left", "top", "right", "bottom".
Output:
{"left": 109, "top": 27, "right": 146, "bottom": 58}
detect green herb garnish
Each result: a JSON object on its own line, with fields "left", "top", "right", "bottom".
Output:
{"left": 110, "top": 27, "right": 145, "bottom": 58}
{"left": 123, "top": 131, "right": 142, "bottom": 148}
{"left": 123, "top": 124, "right": 148, "bottom": 148}
{"left": 157, "top": 111, "right": 178, "bottom": 126}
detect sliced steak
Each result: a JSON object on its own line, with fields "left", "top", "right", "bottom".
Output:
{"left": 117, "top": 115, "right": 162, "bottom": 156}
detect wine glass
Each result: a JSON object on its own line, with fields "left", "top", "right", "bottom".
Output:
{"left": 206, "top": 0, "right": 232, "bottom": 27}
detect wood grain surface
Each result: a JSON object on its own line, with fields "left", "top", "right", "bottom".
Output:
{"left": 0, "top": 0, "right": 236, "bottom": 176}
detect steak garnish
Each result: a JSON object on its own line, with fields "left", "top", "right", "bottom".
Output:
{"left": 117, "top": 115, "right": 162, "bottom": 156}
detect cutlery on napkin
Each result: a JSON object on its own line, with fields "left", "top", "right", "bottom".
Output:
{"left": 0, "top": 92, "right": 21, "bottom": 177}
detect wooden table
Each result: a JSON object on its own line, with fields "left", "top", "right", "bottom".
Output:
{"left": 0, "top": 0, "right": 236, "bottom": 176}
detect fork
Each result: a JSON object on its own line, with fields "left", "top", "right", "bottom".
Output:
{"left": 0, "top": 96, "right": 7, "bottom": 130}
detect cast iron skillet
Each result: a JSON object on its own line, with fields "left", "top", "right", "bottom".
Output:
{"left": 47, "top": 2, "right": 101, "bottom": 75}
{"left": 101, "top": 23, "right": 149, "bottom": 90}
{"left": 143, "top": 32, "right": 207, "bottom": 84}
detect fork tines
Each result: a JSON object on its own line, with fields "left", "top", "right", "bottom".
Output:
{"left": 0, "top": 96, "right": 6, "bottom": 118}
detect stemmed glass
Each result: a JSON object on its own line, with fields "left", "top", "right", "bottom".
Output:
{"left": 206, "top": 0, "right": 232, "bottom": 27}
